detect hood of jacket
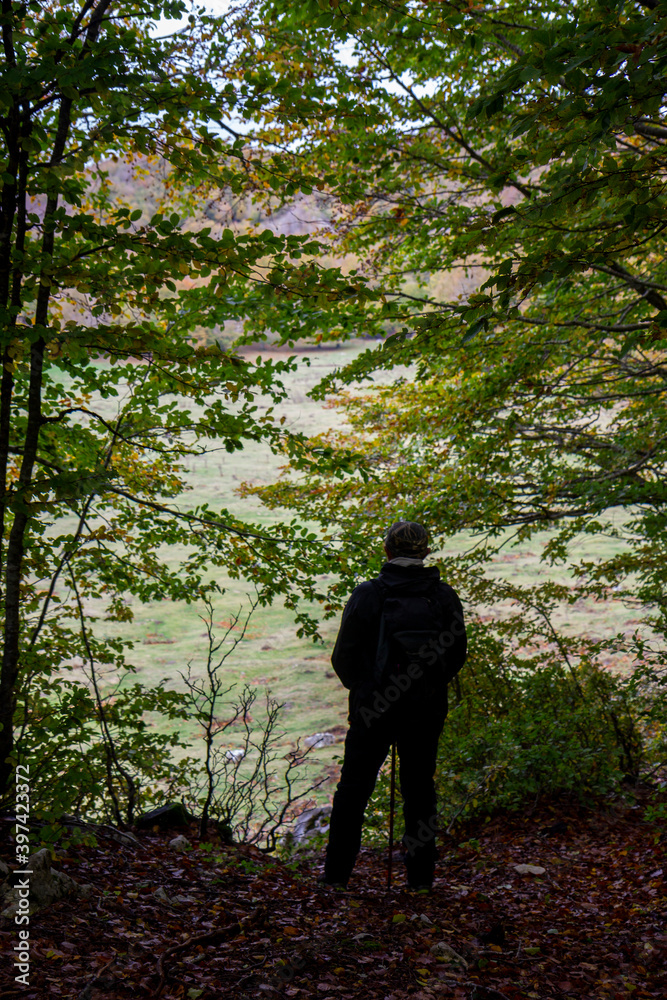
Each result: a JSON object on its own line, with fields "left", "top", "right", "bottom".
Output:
{"left": 377, "top": 561, "right": 441, "bottom": 595}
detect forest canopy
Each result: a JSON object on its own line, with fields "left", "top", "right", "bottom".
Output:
{"left": 237, "top": 0, "right": 667, "bottom": 815}
{"left": 240, "top": 0, "right": 667, "bottom": 638}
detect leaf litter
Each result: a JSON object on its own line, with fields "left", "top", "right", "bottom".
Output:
{"left": 0, "top": 793, "right": 665, "bottom": 999}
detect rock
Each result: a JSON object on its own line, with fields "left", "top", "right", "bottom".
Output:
{"left": 1, "top": 849, "right": 83, "bottom": 918}
{"left": 430, "top": 940, "right": 468, "bottom": 966}
{"left": 102, "top": 828, "right": 141, "bottom": 848}
{"left": 225, "top": 749, "right": 245, "bottom": 762}
{"left": 539, "top": 820, "right": 568, "bottom": 837}
{"left": 513, "top": 864, "right": 546, "bottom": 875}
{"left": 135, "top": 802, "right": 192, "bottom": 831}
{"left": 303, "top": 732, "right": 338, "bottom": 749}
{"left": 169, "top": 835, "right": 190, "bottom": 852}
{"left": 286, "top": 805, "right": 332, "bottom": 848}
{"left": 215, "top": 819, "right": 234, "bottom": 845}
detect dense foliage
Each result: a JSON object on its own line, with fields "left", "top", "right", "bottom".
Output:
{"left": 3, "top": 0, "right": 667, "bottom": 827}
{"left": 239, "top": 0, "right": 667, "bottom": 621}
{"left": 234, "top": 0, "right": 667, "bottom": 801}
{"left": 0, "top": 0, "right": 363, "bottom": 820}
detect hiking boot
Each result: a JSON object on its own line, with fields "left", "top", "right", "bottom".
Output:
{"left": 317, "top": 873, "right": 348, "bottom": 890}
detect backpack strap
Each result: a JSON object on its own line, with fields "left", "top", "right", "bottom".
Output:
{"left": 371, "top": 578, "right": 390, "bottom": 684}
{"left": 371, "top": 575, "right": 448, "bottom": 686}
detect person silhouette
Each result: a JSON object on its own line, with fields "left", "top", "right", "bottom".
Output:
{"left": 321, "top": 521, "right": 467, "bottom": 890}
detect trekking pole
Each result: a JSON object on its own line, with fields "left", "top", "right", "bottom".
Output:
{"left": 387, "top": 742, "right": 396, "bottom": 890}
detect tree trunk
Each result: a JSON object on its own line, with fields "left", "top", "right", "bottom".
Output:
{"left": 0, "top": 0, "right": 113, "bottom": 796}
{"left": 0, "top": 337, "right": 44, "bottom": 793}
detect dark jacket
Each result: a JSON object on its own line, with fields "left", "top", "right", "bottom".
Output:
{"left": 331, "top": 562, "right": 467, "bottom": 718}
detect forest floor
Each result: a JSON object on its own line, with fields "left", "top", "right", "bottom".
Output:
{"left": 0, "top": 791, "right": 665, "bottom": 1000}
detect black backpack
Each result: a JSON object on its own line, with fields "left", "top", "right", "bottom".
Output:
{"left": 372, "top": 577, "right": 454, "bottom": 689}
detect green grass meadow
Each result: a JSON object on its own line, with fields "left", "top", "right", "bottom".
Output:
{"left": 53, "top": 344, "right": 645, "bottom": 804}
{"left": 58, "top": 347, "right": 362, "bottom": 793}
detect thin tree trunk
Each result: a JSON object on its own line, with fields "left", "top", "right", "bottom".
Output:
{"left": 0, "top": 202, "right": 56, "bottom": 789}
{"left": 0, "top": 360, "right": 14, "bottom": 590}
{"left": 0, "top": 0, "right": 21, "bottom": 597}
{"left": 0, "top": 0, "right": 117, "bottom": 796}
{"left": 0, "top": 336, "right": 45, "bottom": 793}
{"left": 0, "top": 80, "right": 75, "bottom": 796}
{"left": 0, "top": 0, "right": 22, "bottom": 796}
{"left": 1, "top": 107, "right": 31, "bottom": 591}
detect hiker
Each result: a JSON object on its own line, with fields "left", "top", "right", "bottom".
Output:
{"left": 321, "top": 520, "right": 467, "bottom": 890}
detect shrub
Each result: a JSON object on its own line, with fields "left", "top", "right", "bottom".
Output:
{"left": 362, "top": 622, "right": 659, "bottom": 845}
{"left": 437, "top": 647, "right": 648, "bottom": 826}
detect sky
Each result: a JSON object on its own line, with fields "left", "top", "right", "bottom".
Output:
{"left": 153, "top": 0, "right": 232, "bottom": 37}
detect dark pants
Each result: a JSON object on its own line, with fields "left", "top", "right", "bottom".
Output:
{"left": 324, "top": 699, "right": 446, "bottom": 886}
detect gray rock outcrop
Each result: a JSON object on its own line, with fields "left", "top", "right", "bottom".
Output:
{"left": 303, "top": 732, "right": 338, "bottom": 749}
{"left": 1, "top": 848, "right": 90, "bottom": 918}
{"left": 285, "top": 805, "right": 332, "bottom": 849}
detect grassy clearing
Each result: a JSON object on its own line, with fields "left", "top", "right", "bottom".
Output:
{"left": 59, "top": 346, "right": 363, "bottom": 788}
{"left": 53, "top": 344, "right": 645, "bottom": 802}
